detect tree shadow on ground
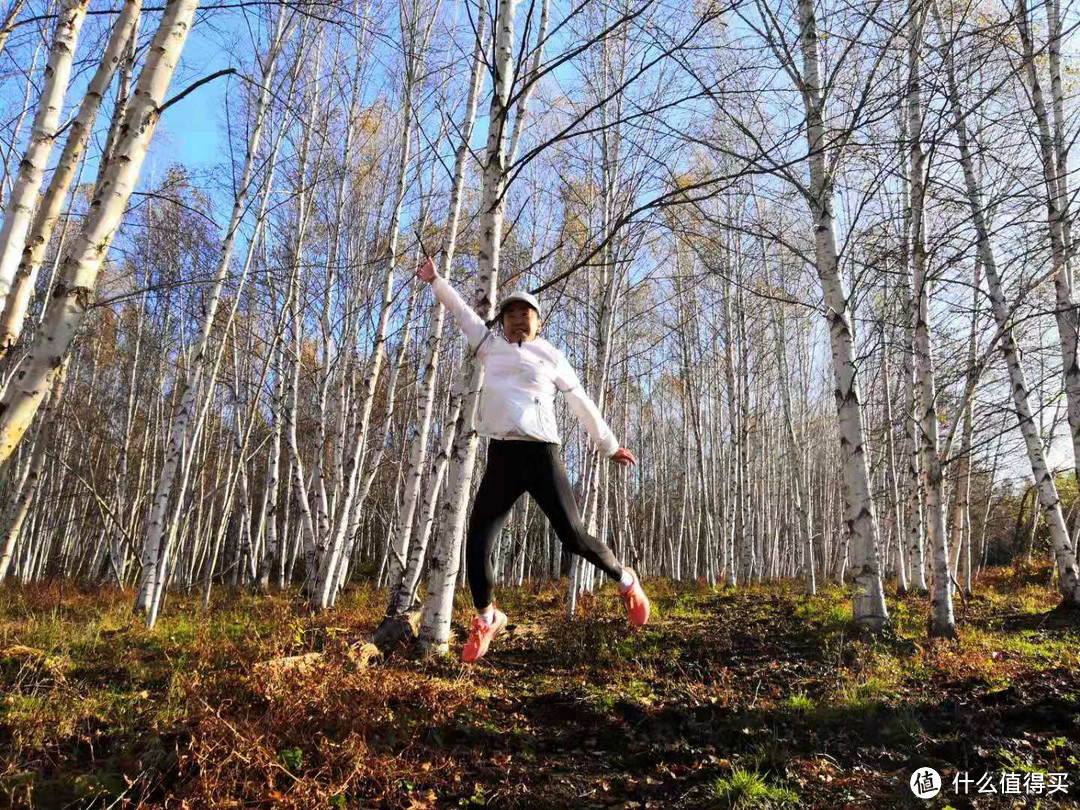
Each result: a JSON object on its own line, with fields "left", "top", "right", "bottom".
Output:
{"left": 415, "top": 591, "right": 1080, "bottom": 808}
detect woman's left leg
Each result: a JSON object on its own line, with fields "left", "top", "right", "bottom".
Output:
{"left": 527, "top": 443, "right": 651, "bottom": 627}
{"left": 525, "top": 444, "right": 624, "bottom": 580}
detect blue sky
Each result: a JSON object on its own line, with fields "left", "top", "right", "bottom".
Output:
{"left": 2, "top": 0, "right": 1066, "bottom": 488}
{"left": 158, "top": 34, "right": 231, "bottom": 171}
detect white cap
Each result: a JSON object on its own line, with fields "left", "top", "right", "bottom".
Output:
{"left": 497, "top": 290, "right": 541, "bottom": 320}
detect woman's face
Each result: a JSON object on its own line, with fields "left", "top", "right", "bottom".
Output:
{"left": 501, "top": 301, "right": 540, "bottom": 343}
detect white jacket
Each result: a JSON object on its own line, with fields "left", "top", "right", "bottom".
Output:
{"left": 431, "top": 275, "right": 620, "bottom": 457}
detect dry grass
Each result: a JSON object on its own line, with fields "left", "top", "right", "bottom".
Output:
{"left": 1, "top": 564, "right": 1078, "bottom": 808}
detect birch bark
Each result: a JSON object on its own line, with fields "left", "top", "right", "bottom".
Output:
{"left": 136, "top": 10, "right": 289, "bottom": 614}
{"left": 907, "top": 0, "right": 954, "bottom": 637}
{"left": 935, "top": 0, "right": 1080, "bottom": 603}
{"left": 0, "top": 0, "right": 141, "bottom": 357}
{"left": 796, "top": 0, "right": 889, "bottom": 630}
{"left": 1014, "top": 0, "right": 1080, "bottom": 493}
{"left": 310, "top": 0, "right": 437, "bottom": 609}
{"left": 382, "top": 0, "right": 488, "bottom": 621}
{"left": 772, "top": 297, "right": 814, "bottom": 593}
{"left": 897, "top": 102, "right": 927, "bottom": 593}
{"left": 0, "top": 0, "right": 89, "bottom": 307}
{"left": 0, "top": 359, "right": 66, "bottom": 579}
{"left": 0, "top": 0, "right": 202, "bottom": 472}
{"left": 418, "top": 0, "right": 517, "bottom": 652}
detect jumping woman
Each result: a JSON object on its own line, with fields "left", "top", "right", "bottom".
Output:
{"left": 416, "top": 257, "right": 651, "bottom": 663}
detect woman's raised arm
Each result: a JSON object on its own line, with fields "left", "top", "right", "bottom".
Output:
{"left": 416, "top": 257, "right": 488, "bottom": 349}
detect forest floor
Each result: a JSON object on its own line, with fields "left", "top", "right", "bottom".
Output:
{"left": 1, "top": 564, "right": 1080, "bottom": 809}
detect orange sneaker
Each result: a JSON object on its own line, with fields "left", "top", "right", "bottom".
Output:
{"left": 619, "top": 568, "right": 650, "bottom": 628}
{"left": 461, "top": 608, "right": 507, "bottom": 663}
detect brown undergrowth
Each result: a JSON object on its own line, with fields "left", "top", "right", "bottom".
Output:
{"left": 1, "top": 565, "right": 1079, "bottom": 808}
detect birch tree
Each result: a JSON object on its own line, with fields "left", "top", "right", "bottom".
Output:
{"left": 793, "top": 0, "right": 890, "bottom": 631}
{"left": 0, "top": 0, "right": 89, "bottom": 309}
{"left": 0, "top": 0, "right": 142, "bottom": 358}
{"left": 136, "top": 8, "right": 292, "bottom": 616}
{"left": 381, "top": 0, "right": 489, "bottom": 625}
{"left": 934, "top": 0, "right": 1080, "bottom": 604}
{"left": 0, "top": 0, "right": 202, "bottom": 470}
{"left": 907, "top": 0, "right": 954, "bottom": 637}
{"left": 418, "top": 0, "right": 518, "bottom": 652}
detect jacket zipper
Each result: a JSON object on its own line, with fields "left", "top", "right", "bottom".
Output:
{"left": 515, "top": 340, "right": 546, "bottom": 437}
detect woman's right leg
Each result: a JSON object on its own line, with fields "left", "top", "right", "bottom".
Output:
{"left": 466, "top": 441, "right": 527, "bottom": 610}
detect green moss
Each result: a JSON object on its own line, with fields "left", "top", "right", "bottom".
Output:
{"left": 709, "top": 767, "right": 799, "bottom": 808}
{"left": 839, "top": 676, "right": 898, "bottom": 708}
{"left": 278, "top": 745, "right": 305, "bottom": 772}
{"left": 996, "top": 748, "right": 1046, "bottom": 775}
{"left": 792, "top": 597, "right": 851, "bottom": 631}
{"left": 782, "top": 691, "right": 814, "bottom": 714}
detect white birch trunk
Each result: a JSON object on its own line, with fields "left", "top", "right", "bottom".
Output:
{"left": 418, "top": 0, "right": 517, "bottom": 652}
{"left": 310, "top": 19, "right": 426, "bottom": 610}
{"left": 907, "top": 0, "right": 954, "bottom": 637}
{"left": 772, "top": 299, "right": 814, "bottom": 593}
{"left": 136, "top": 11, "right": 287, "bottom": 614}
{"left": 0, "top": 0, "right": 201, "bottom": 473}
{"left": 0, "top": 359, "right": 66, "bottom": 579}
{"left": 880, "top": 310, "right": 907, "bottom": 592}
{"left": 897, "top": 100, "right": 928, "bottom": 593}
{"left": 1015, "top": 0, "right": 1080, "bottom": 494}
{"left": 936, "top": 1, "right": 1080, "bottom": 603}
{"left": 797, "top": 0, "right": 888, "bottom": 631}
{"left": 384, "top": 8, "right": 487, "bottom": 619}
{"left": 0, "top": 0, "right": 25, "bottom": 68}
{"left": 256, "top": 338, "right": 285, "bottom": 592}
{"left": 0, "top": 39, "right": 42, "bottom": 204}
{"left": 0, "top": 0, "right": 89, "bottom": 306}
{"left": 722, "top": 265, "right": 739, "bottom": 587}
{"left": 0, "top": 0, "right": 141, "bottom": 357}
{"left": 1041, "top": 0, "right": 1072, "bottom": 274}
{"left": 950, "top": 260, "right": 980, "bottom": 593}
{"left": 398, "top": 384, "right": 463, "bottom": 611}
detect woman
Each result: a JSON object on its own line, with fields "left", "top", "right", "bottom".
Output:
{"left": 416, "top": 256, "right": 650, "bottom": 663}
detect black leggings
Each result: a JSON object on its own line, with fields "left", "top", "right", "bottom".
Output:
{"left": 466, "top": 439, "right": 624, "bottom": 609}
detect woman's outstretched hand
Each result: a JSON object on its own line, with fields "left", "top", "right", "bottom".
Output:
{"left": 416, "top": 256, "right": 436, "bottom": 284}
{"left": 611, "top": 447, "right": 637, "bottom": 466}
